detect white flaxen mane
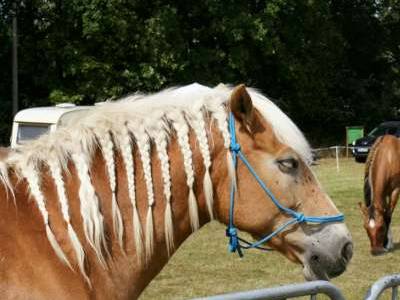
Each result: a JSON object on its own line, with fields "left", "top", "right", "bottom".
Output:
{"left": 0, "top": 83, "right": 311, "bottom": 279}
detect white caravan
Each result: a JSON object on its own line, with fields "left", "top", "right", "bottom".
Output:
{"left": 10, "top": 103, "right": 91, "bottom": 148}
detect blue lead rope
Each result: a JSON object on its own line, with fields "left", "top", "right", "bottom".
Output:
{"left": 226, "top": 113, "right": 344, "bottom": 257}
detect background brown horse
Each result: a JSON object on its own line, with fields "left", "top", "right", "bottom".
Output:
{"left": 360, "top": 135, "right": 400, "bottom": 255}
{"left": 0, "top": 84, "right": 352, "bottom": 299}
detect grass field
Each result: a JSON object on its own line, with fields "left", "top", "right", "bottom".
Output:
{"left": 141, "top": 158, "right": 400, "bottom": 299}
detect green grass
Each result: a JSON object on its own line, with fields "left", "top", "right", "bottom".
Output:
{"left": 141, "top": 158, "right": 399, "bottom": 299}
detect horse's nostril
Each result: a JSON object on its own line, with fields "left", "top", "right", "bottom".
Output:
{"left": 341, "top": 242, "right": 353, "bottom": 262}
{"left": 311, "top": 254, "right": 319, "bottom": 263}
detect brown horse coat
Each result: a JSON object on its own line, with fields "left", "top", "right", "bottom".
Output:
{"left": 360, "top": 135, "right": 400, "bottom": 254}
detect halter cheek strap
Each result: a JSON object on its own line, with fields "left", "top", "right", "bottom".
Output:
{"left": 226, "top": 112, "right": 344, "bottom": 257}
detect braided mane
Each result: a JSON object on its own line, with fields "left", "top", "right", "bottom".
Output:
{"left": 0, "top": 83, "right": 312, "bottom": 278}
{"left": 364, "top": 136, "right": 384, "bottom": 208}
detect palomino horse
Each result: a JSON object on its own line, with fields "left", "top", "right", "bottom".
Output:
{"left": 0, "top": 84, "right": 352, "bottom": 299}
{"left": 360, "top": 135, "right": 400, "bottom": 255}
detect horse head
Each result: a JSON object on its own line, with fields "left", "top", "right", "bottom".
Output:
{"left": 215, "top": 85, "right": 353, "bottom": 280}
{"left": 359, "top": 202, "right": 394, "bottom": 255}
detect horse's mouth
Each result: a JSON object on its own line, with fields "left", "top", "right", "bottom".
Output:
{"left": 371, "top": 240, "right": 393, "bottom": 255}
{"left": 302, "top": 261, "right": 346, "bottom": 281}
{"left": 303, "top": 264, "right": 329, "bottom": 281}
{"left": 371, "top": 247, "right": 389, "bottom": 256}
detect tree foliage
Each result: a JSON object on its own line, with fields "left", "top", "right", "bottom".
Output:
{"left": 0, "top": 0, "right": 399, "bottom": 145}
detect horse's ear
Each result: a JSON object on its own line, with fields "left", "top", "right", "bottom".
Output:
{"left": 230, "top": 84, "right": 254, "bottom": 131}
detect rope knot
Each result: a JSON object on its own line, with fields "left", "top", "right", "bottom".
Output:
{"left": 230, "top": 142, "right": 241, "bottom": 153}
{"left": 295, "top": 213, "right": 306, "bottom": 223}
{"left": 226, "top": 227, "right": 239, "bottom": 252}
{"left": 226, "top": 227, "right": 238, "bottom": 237}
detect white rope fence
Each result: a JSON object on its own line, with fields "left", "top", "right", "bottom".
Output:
{"left": 312, "top": 146, "right": 359, "bottom": 172}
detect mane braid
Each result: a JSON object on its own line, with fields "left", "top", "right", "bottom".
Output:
{"left": 118, "top": 126, "right": 144, "bottom": 262}
{"left": 364, "top": 136, "right": 384, "bottom": 208}
{"left": 47, "top": 158, "right": 89, "bottom": 283}
{"left": 365, "top": 136, "right": 383, "bottom": 181}
{"left": 154, "top": 122, "right": 175, "bottom": 256}
{"left": 133, "top": 124, "right": 155, "bottom": 262}
{"left": 191, "top": 109, "right": 214, "bottom": 219}
{"left": 96, "top": 131, "right": 124, "bottom": 249}
{"left": 168, "top": 111, "right": 199, "bottom": 231}
{"left": 71, "top": 152, "right": 108, "bottom": 267}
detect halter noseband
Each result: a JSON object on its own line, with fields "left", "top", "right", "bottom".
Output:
{"left": 226, "top": 112, "right": 344, "bottom": 257}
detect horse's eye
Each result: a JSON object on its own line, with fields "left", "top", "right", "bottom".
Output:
{"left": 277, "top": 158, "right": 299, "bottom": 173}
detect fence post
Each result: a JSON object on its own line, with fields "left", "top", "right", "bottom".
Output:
{"left": 365, "top": 274, "right": 400, "bottom": 300}
{"left": 193, "top": 281, "right": 345, "bottom": 300}
{"left": 335, "top": 146, "right": 340, "bottom": 172}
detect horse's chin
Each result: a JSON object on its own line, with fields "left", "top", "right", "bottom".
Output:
{"left": 302, "top": 263, "right": 330, "bottom": 281}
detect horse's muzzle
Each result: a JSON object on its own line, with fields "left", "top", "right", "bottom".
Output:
{"left": 303, "top": 223, "right": 353, "bottom": 280}
{"left": 371, "top": 247, "right": 388, "bottom": 256}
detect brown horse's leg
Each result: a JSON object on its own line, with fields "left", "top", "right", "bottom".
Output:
{"left": 386, "top": 188, "right": 400, "bottom": 250}
{"left": 390, "top": 188, "right": 400, "bottom": 213}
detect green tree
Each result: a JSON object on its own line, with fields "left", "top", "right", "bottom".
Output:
{"left": 0, "top": 0, "right": 13, "bottom": 144}
{"left": 0, "top": 0, "right": 399, "bottom": 146}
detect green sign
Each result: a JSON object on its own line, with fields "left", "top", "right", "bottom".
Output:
{"left": 346, "top": 126, "right": 364, "bottom": 144}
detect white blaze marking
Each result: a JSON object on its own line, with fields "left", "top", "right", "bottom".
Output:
{"left": 369, "top": 219, "right": 376, "bottom": 229}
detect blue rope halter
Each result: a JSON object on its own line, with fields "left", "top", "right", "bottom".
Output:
{"left": 226, "top": 112, "right": 344, "bottom": 257}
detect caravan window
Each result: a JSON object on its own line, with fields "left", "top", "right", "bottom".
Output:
{"left": 17, "top": 123, "right": 50, "bottom": 144}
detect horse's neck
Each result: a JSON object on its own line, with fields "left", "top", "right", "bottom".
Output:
{"left": 0, "top": 116, "right": 231, "bottom": 298}
{"left": 113, "top": 121, "right": 230, "bottom": 297}
{"left": 366, "top": 139, "right": 398, "bottom": 214}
